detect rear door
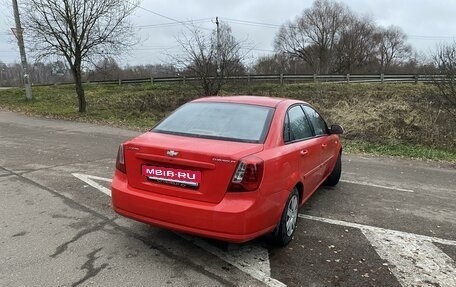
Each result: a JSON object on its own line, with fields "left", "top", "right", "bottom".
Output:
{"left": 284, "top": 105, "right": 322, "bottom": 196}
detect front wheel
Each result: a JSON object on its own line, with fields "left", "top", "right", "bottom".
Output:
{"left": 273, "top": 188, "right": 299, "bottom": 246}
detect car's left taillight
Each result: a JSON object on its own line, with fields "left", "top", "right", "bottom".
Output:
{"left": 228, "top": 156, "right": 263, "bottom": 192}
{"left": 116, "top": 144, "right": 126, "bottom": 174}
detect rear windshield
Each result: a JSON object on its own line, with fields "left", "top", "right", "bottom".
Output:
{"left": 153, "top": 102, "right": 274, "bottom": 143}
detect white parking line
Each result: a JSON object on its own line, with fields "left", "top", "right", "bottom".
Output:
{"left": 340, "top": 179, "right": 415, "bottom": 193}
{"left": 74, "top": 173, "right": 456, "bottom": 287}
{"left": 299, "top": 214, "right": 456, "bottom": 287}
{"left": 72, "top": 173, "right": 285, "bottom": 287}
{"left": 72, "top": 173, "right": 111, "bottom": 196}
{"left": 299, "top": 214, "right": 456, "bottom": 247}
{"left": 179, "top": 234, "right": 286, "bottom": 287}
{"left": 364, "top": 229, "right": 455, "bottom": 287}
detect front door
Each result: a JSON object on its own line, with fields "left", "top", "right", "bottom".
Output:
{"left": 284, "top": 105, "right": 322, "bottom": 197}
{"left": 302, "top": 105, "right": 338, "bottom": 178}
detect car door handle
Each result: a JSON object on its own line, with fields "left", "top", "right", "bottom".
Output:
{"left": 300, "top": 150, "right": 309, "bottom": 156}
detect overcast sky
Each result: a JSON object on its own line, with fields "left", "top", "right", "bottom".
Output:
{"left": 1, "top": 0, "right": 456, "bottom": 67}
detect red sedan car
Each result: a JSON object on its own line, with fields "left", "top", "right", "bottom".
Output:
{"left": 111, "top": 96, "right": 343, "bottom": 246}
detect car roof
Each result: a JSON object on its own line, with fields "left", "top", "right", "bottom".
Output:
{"left": 192, "top": 95, "right": 304, "bottom": 108}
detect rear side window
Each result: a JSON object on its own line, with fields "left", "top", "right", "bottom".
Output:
{"left": 153, "top": 102, "right": 274, "bottom": 143}
{"left": 302, "top": 105, "right": 328, "bottom": 136}
{"left": 284, "top": 105, "right": 313, "bottom": 142}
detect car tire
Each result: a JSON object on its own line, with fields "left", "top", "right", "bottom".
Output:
{"left": 273, "top": 188, "right": 299, "bottom": 246}
{"left": 324, "top": 152, "right": 341, "bottom": 186}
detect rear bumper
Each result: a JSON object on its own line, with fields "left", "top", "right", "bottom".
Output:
{"left": 111, "top": 171, "right": 280, "bottom": 243}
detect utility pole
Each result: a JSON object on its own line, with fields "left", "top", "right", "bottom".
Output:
{"left": 12, "top": 0, "right": 32, "bottom": 100}
{"left": 215, "top": 16, "right": 221, "bottom": 74}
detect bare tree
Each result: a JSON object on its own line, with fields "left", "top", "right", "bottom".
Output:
{"left": 22, "top": 0, "right": 138, "bottom": 112}
{"left": 374, "top": 26, "right": 412, "bottom": 73}
{"left": 431, "top": 42, "right": 456, "bottom": 116}
{"left": 92, "top": 57, "right": 122, "bottom": 81}
{"left": 0, "top": 63, "right": 22, "bottom": 86}
{"left": 253, "top": 54, "right": 288, "bottom": 75}
{"left": 0, "top": 61, "right": 8, "bottom": 86}
{"left": 334, "top": 16, "right": 377, "bottom": 73}
{"left": 274, "top": 0, "right": 349, "bottom": 74}
{"left": 175, "top": 22, "right": 244, "bottom": 95}
{"left": 121, "top": 64, "right": 178, "bottom": 79}
{"left": 253, "top": 54, "right": 308, "bottom": 74}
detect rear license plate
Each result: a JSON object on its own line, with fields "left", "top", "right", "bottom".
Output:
{"left": 141, "top": 165, "right": 201, "bottom": 187}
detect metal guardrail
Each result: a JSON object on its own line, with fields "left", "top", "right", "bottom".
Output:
{"left": 31, "top": 74, "right": 450, "bottom": 87}
{"left": 88, "top": 74, "right": 448, "bottom": 85}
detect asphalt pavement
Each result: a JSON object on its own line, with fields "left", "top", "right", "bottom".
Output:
{"left": 1, "top": 111, "right": 455, "bottom": 287}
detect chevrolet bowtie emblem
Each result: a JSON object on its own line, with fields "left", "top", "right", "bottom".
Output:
{"left": 166, "top": 150, "right": 179, "bottom": 157}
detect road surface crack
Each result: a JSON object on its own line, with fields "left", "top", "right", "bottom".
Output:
{"left": 51, "top": 220, "right": 108, "bottom": 258}
{"left": 71, "top": 248, "right": 109, "bottom": 287}
{"left": 3, "top": 166, "right": 238, "bottom": 287}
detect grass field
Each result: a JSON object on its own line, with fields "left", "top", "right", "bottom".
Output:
{"left": 1, "top": 82, "right": 455, "bottom": 162}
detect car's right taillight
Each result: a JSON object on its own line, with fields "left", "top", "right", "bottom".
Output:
{"left": 116, "top": 144, "right": 126, "bottom": 174}
{"left": 228, "top": 156, "right": 263, "bottom": 192}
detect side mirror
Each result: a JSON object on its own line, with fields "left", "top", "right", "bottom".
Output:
{"left": 330, "top": 124, "right": 344, "bottom": 135}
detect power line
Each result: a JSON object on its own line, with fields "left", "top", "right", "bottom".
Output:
{"left": 136, "top": 18, "right": 212, "bottom": 29}
{"left": 131, "top": 46, "right": 180, "bottom": 51}
{"left": 136, "top": 5, "right": 185, "bottom": 25}
{"left": 134, "top": 4, "right": 212, "bottom": 31}
{"left": 220, "top": 17, "right": 281, "bottom": 29}
{"left": 408, "top": 35, "right": 456, "bottom": 40}
{"left": 250, "top": 48, "right": 275, "bottom": 52}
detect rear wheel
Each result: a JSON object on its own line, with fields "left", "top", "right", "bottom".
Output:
{"left": 273, "top": 188, "right": 299, "bottom": 246}
{"left": 324, "top": 152, "right": 341, "bottom": 186}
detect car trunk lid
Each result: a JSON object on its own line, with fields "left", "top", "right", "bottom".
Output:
{"left": 124, "top": 132, "right": 263, "bottom": 203}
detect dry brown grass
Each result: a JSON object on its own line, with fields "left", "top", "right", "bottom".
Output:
{"left": 226, "top": 82, "right": 455, "bottom": 151}
{"left": 1, "top": 82, "right": 454, "bottom": 157}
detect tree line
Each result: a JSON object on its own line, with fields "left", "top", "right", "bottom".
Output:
{"left": 1, "top": 0, "right": 426, "bottom": 86}
{"left": 1, "top": 0, "right": 454, "bottom": 113}
{"left": 0, "top": 60, "right": 178, "bottom": 87}
{"left": 272, "top": 0, "right": 414, "bottom": 74}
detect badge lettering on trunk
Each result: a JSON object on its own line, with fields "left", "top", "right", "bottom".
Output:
{"left": 166, "top": 150, "right": 179, "bottom": 157}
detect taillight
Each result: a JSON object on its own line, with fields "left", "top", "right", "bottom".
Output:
{"left": 116, "top": 144, "right": 126, "bottom": 174}
{"left": 228, "top": 156, "right": 263, "bottom": 192}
